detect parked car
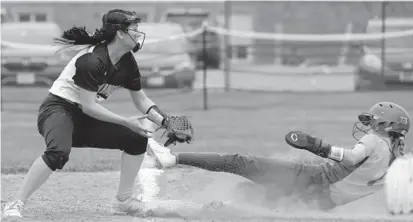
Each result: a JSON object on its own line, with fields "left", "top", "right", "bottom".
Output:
{"left": 1, "top": 22, "right": 69, "bottom": 86}
{"left": 355, "top": 17, "right": 413, "bottom": 90}
{"left": 134, "top": 22, "right": 196, "bottom": 89}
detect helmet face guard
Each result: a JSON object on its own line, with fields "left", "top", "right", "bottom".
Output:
{"left": 102, "top": 11, "right": 145, "bottom": 52}
{"left": 358, "top": 112, "right": 374, "bottom": 125}
{"left": 126, "top": 28, "right": 146, "bottom": 52}
{"left": 352, "top": 112, "right": 374, "bottom": 140}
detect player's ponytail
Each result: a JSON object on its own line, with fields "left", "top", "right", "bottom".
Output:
{"left": 54, "top": 9, "right": 139, "bottom": 53}
{"left": 54, "top": 26, "right": 116, "bottom": 46}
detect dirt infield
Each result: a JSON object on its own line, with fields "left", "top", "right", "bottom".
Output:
{"left": 2, "top": 87, "right": 413, "bottom": 221}
{"left": 2, "top": 162, "right": 412, "bottom": 222}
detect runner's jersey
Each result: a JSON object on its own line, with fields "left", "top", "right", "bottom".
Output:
{"left": 49, "top": 43, "right": 141, "bottom": 103}
{"left": 329, "top": 133, "right": 391, "bottom": 205}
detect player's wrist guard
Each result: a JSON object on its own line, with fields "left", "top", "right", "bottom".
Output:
{"left": 308, "top": 139, "right": 331, "bottom": 158}
{"left": 309, "top": 141, "right": 344, "bottom": 162}
{"left": 146, "top": 105, "right": 167, "bottom": 127}
{"left": 328, "top": 146, "right": 344, "bottom": 162}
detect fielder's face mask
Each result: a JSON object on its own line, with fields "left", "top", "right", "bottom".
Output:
{"left": 102, "top": 11, "right": 146, "bottom": 52}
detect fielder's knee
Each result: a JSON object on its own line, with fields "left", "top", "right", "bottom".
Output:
{"left": 120, "top": 135, "right": 148, "bottom": 156}
{"left": 42, "top": 149, "right": 70, "bottom": 171}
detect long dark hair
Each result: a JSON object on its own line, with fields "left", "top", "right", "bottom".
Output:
{"left": 54, "top": 9, "right": 136, "bottom": 47}
{"left": 54, "top": 26, "right": 113, "bottom": 46}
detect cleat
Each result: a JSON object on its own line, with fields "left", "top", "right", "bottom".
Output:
{"left": 111, "top": 194, "right": 152, "bottom": 217}
{"left": 146, "top": 139, "right": 177, "bottom": 169}
{"left": 3, "top": 200, "right": 24, "bottom": 219}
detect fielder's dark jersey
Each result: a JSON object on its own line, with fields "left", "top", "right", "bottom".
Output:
{"left": 49, "top": 43, "right": 141, "bottom": 103}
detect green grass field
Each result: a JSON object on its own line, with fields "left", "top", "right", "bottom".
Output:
{"left": 1, "top": 87, "right": 413, "bottom": 221}
{"left": 2, "top": 87, "right": 413, "bottom": 174}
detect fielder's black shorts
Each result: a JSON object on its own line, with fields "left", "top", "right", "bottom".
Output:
{"left": 37, "top": 93, "right": 148, "bottom": 171}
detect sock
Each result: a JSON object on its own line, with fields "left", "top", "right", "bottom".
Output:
{"left": 17, "top": 156, "right": 53, "bottom": 203}
{"left": 116, "top": 151, "right": 145, "bottom": 201}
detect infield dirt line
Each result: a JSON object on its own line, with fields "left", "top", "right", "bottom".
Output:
{"left": 2, "top": 170, "right": 412, "bottom": 222}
